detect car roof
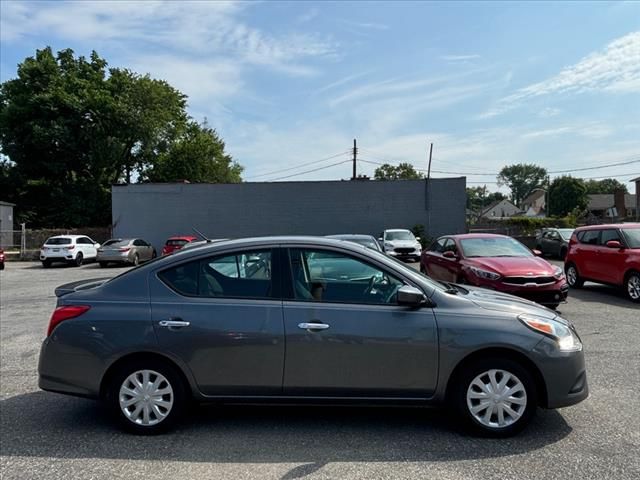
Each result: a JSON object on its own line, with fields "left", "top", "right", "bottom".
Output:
{"left": 575, "top": 223, "right": 640, "bottom": 231}
{"left": 441, "top": 233, "right": 511, "bottom": 240}
{"left": 166, "top": 235, "right": 199, "bottom": 241}
{"left": 326, "top": 234, "right": 375, "bottom": 239}
{"left": 384, "top": 229, "right": 412, "bottom": 233}
{"left": 46, "top": 235, "right": 89, "bottom": 240}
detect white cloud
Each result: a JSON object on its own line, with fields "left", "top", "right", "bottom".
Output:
{"left": 482, "top": 31, "right": 640, "bottom": 118}
{"left": 539, "top": 107, "right": 562, "bottom": 117}
{"left": 297, "top": 8, "right": 319, "bottom": 23}
{"left": 441, "top": 54, "right": 481, "bottom": 62}
{"left": 338, "top": 19, "right": 389, "bottom": 31}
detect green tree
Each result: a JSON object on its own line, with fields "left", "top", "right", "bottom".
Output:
{"left": 0, "top": 47, "right": 241, "bottom": 227}
{"left": 584, "top": 178, "right": 628, "bottom": 194}
{"left": 145, "top": 120, "right": 243, "bottom": 183}
{"left": 374, "top": 162, "right": 424, "bottom": 180}
{"left": 548, "top": 176, "right": 588, "bottom": 216}
{"left": 497, "top": 163, "right": 548, "bottom": 207}
{"left": 466, "top": 185, "right": 506, "bottom": 211}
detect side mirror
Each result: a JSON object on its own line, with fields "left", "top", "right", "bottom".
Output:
{"left": 415, "top": 237, "right": 421, "bottom": 241}
{"left": 443, "top": 251, "right": 457, "bottom": 259}
{"left": 378, "top": 237, "right": 383, "bottom": 242}
{"left": 397, "top": 285, "right": 427, "bottom": 307}
{"left": 532, "top": 249, "right": 542, "bottom": 256}
{"left": 606, "top": 240, "right": 623, "bottom": 249}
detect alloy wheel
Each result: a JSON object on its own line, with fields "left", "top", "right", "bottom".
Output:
{"left": 466, "top": 369, "right": 527, "bottom": 429}
{"left": 627, "top": 274, "right": 640, "bottom": 301}
{"left": 119, "top": 369, "right": 174, "bottom": 426}
{"left": 566, "top": 266, "right": 577, "bottom": 286}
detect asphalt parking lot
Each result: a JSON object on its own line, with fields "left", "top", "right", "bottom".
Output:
{"left": 1, "top": 261, "right": 638, "bottom": 480}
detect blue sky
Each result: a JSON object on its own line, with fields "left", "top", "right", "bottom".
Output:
{"left": 1, "top": 1, "right": 639, "bottom": 193}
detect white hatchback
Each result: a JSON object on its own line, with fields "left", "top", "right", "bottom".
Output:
{"left": 40, "top": 235, "right": 101, "bottom": 267}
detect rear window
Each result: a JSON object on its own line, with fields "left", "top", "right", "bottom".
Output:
{"left": 45, "top": 237, "right": 72, "bottom": 245}
{"left": 166, "top": 239, "right": 189, "bottom": 247}
{"left": 578, "top": 230, "right": 600, "bottom": 245}
{"left": 103, "top": 239, "right": 130, "bottom": 247}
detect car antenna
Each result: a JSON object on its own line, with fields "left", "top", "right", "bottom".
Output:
{"left": 192, "top": 227, "right": 212, "bottom": 243}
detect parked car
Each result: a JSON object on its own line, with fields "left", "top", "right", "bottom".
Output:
{"left": 326, "top": 234, "right": 383, "bottom": 252}
{"left": 565, "top": 223, "right": 640, "bottom": 302}
{"left": 39, "top": 236, "right": 587, "bottom": 437}
{"left": 161, "top": 236, "right": 198, "bottom": 255}
{"left": 536, "top": 228, "right": 574, "bottom": 259}
{"left": 40, "top": 235, "right": 100, "bottom": 267}
{"left": 181, "top": 238, "right": 229, "bottom": 251}
{"left": 378, "top": 229, "right": 422, "bottom": 261}
{"left": 421, "top": 234, "right": 568, "bottom": 309}
{"left": 97, "top": 238, "right": 156, "bottom": 267}
{"left": 0, "top": 248, "right": 5, "bottom": 270}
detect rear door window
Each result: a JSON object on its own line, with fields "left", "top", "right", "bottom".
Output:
{"left": 579, "top": 230, "right": 600, "bottom": 245}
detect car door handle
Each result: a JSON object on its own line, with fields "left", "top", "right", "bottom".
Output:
{"left": 159, "top": 320, "right": 190, "bottom": 328}
{"left": 298, "top": 322, "right": 330, "bottom": 330}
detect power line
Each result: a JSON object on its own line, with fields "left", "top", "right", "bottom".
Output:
{"left": 465, "top": 172, "right": 640, "bottom": 184}
{"left": 266, "top": 159, "right": 353, "bottom": 181}
{"left": 246, "top": 151, "right": 349, "bottom": 180}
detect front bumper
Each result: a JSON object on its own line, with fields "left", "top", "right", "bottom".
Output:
{"left": 470, "top": 278, "right": 569, "bottom": 305}
{"left": 531, "top": 337, "right": 588, "bottom": 408}
{"left": 387, "top": 250, "right": 421, "bottom": 260}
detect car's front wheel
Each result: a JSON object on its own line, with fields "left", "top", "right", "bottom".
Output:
{"left": 625, "top": 271, "right": 640, "bottom": 303}
{"left": 107, "top": 360, "right": 186, "bottom": 435}
{"left": 454, "top": 357, "right": 537, "bottom": 437}
{"left": 565, "top": 263, "right": 584, "bottom": 288}
{"left": 74, "top": 252, "right": 83, "bottom": 267}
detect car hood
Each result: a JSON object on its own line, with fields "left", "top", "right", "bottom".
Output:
{"left": 460, "top": 284, "right": 560, "bottom": 320}
{"left": 387, "top": 240, "right": 419, "bottom": 247}
{"left": 466, "top": 256, "right": 555, "bottom": 276}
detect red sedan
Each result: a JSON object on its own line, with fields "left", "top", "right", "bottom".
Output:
{"left": 420, "top": 233, "right": 568, "bottom": 308}
{"left": 161, "top": 235, "right": 199, "bottom": 256}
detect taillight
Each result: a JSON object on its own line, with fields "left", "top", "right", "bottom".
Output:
{"left": 119, "top": 247, "right": 131, "bottom": 252}
{"left": 47, "top": 305, "right": 91, "bottom": 336}
{"left": 66, "top": 245, "right": 75, "bottom": 250}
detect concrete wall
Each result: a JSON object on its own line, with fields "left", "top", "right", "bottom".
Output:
{"left": 112, "top": 178, "right": 466, "bottom": 251}
{"left": 0, "top": 202, "right": 15, "bottom": 248}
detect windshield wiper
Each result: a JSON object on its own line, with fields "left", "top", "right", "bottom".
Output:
{"left": 438, "top": 281, "right": 459, "bottom": 294}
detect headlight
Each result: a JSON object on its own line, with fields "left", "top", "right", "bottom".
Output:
{"left": 415, "top": 243, "right": 422, "bottom": 251}
{"left": 552, "top": 266, "right": 565, "bottom": 280}
{"left": 384, "top": 242, "right": 394, "bottom": 249}
{"left": 468, "top": 266, "right": 501, "bottom": 280}
{"left": 518, "top": 313, "right": 582, "bottom": 352}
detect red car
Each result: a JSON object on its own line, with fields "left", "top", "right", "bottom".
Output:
{"left": 565, "top": 223, "right": 640, "bottom": 303}
{"left": 421, "top": 233, "right": 568, "bottom": 308}
{"left": 161, "top": 235, "right": 199, "bottom": 256}
{"left": 0, "top": 248, "right": 5, "bottom": 270}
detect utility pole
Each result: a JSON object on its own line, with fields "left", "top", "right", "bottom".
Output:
{"left": 426, "top": 142, "right": 433, "bottom": 235}
{"left": 351, "top": 138, "right": 358, "bottom": 180}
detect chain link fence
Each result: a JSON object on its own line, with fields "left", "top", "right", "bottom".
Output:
{"left": 0, "top": 226, "right": 111, "bottom": 260}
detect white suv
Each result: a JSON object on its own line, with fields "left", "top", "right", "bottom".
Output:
{"left": 40, "top": 235, "right": 101, "bottom": 268}
{"left": 379, "top": 229, "right": 422, "bottom": 262}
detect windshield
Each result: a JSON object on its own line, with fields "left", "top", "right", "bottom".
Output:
{"left": 460, "top": 237, "right": 533, "bottom": 258}
{"left": 385, "top": 231, "right": 415, "bottom": 241}
{"left": 558, "top": 229, "right": 574, "bottom": 241}
{"left": 45, "top": 237, "right": 71, "bottom": 245}
{"left": 352, "top": 238, "right": 380, "bottom": 250}
{"left": 622, "top": 228, "right": 640, "bottom": 248}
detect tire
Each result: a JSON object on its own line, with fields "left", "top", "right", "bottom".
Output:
{"left": 548, "top": 303, "right": 560, "bottom": 310}
{"left": 74, "top": 253, "right": 83, "bottom": 267}
{"left": 42, "top": 260, "right": 51, "bottom": 268}
{"left": 565, "top": 263, "right": 584, "bottom": 288}
{"left": 419, "top": 263, "right": 426, "bottom": 274}
{"left": 625, "top": 271, "right": 640, "bottom": 303}
{"left": 559, "top": 247, "right": 567, "bottom": 260}
{"left": 152, "top": 249, "right": 157, "bottom": 259}
{"left": 0, "top": 262, "right": 4, "bottom": 270}
{"left": 453, "top": 357, "right": 537, "bottom": 437}
{"left": 106, "top": 359, "right": 187, "bottom": 435}
{"left": 99, "top": 262, "right": 108, "bottom": 268}
{"left": 132, "top": 253, "right": 139, "bottom": 266}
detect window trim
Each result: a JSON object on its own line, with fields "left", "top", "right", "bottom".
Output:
{"left": 156, "top": 247, "right": 281, "bottom": 300}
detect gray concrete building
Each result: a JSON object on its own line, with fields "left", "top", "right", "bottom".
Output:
{"left": 112, "top": 178, "right": 466, "bottom": 250}
{"left": 0, "top": 201, "right": 16, "bottom": 248}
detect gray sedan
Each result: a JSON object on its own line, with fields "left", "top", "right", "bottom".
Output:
{"left": 97, "top": 238, "right": 156, "bottom": 267}
{"left": 39, "top": 236, "right": 587, "bottom": 437}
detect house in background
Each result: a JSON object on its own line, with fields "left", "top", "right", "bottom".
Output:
{"left": 478, "top": 199, "right": 520, "bottom": 219}
{"left": 587, "top": 193, "right": 637, "bottom": 220}
{"left": 521, "top": 190, "right": 546, "bottom": 217}
{"left": 631, "top": 177, "right": 640, "bottom": 221}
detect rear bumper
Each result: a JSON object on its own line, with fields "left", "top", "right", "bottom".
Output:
{"left": 40, "top": 252, "right": 76, "bottom": 261}
{"left": 97, "top": 253, "right": 131, "bottom": 263}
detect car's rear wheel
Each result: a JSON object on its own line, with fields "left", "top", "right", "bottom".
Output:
{"left": 454, "top": 357, "right": 537, "bottom": 437}
{"left": 99, "top": 261, "right": 108, "bottom": 268}
{"left": 559, "top": 247, "right": 567, "bottom": 260}
{"left": 132, "top": 253, "right": 139, "bottom": 266}
{"left": 625, "top": 271, "right": 640, "bottom": 303}
{"left": 565, "top": 263, "right": 583, "bottom": 288}
{"left": 42, "top": 259, "right": 51, "bottom": 268}
{"left": 74, "top": 252, "right": 83, "bottom": 267}
{"left": 107, "top": 359, "right": 186, "bottom": 435}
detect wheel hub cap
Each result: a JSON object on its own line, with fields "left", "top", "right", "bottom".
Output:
{"left": 119, "top": 369, "right": 174, "bottom": 426}
{"left": 629, "top": 275, "right": 640, "bottom": 300}
{"left": 467, "top": 369, "right": 527, "bottom": 429}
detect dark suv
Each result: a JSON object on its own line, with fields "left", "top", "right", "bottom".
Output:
{"left": 565, "top": 223, "right": 640, "bottom": 302}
